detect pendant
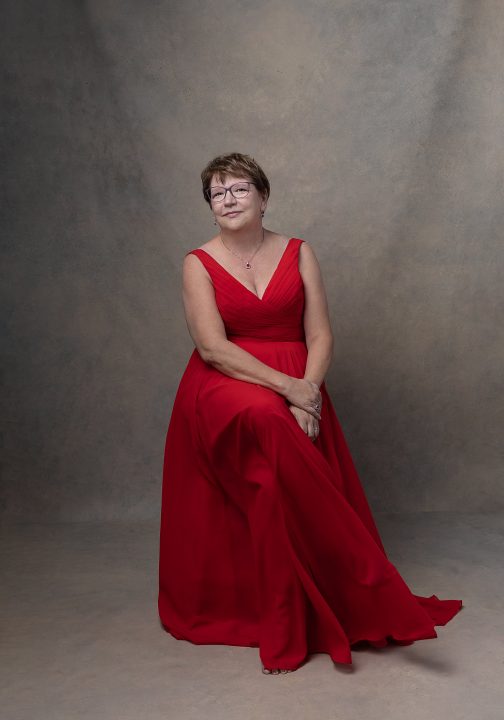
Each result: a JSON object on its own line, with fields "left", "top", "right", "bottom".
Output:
{"left": 245, "top": 262, "right": 251, "bottom": 269}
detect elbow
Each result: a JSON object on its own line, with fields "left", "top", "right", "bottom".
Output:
{"left": 307, "top": 329, "right": 334, "bottom": 351}
{"left": 198, "top": 338, "right": 225, "bottom": 365}
{"left": 198, "top": 344, "right": 214, "bottom": 364}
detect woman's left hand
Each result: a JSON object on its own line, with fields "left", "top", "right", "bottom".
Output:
{"left": 288, "top": 404, "right": 320, "bottom": 442}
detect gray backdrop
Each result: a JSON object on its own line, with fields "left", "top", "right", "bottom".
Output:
{"left": 2, "top": 0, "right": 503, "bottom": 521}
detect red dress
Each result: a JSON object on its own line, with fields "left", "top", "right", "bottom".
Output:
{"left": 158, "top": 237, "right": 462, "bottom": 670}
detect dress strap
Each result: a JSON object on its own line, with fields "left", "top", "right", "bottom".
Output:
{"left": 290, "top": 238, "right": 304, "bottom": 267}
{"left": 186, "top": 238, "right": 304, "bottom": 283}
{"left": 185, "top": 248, "right": 217, "bottom": 275}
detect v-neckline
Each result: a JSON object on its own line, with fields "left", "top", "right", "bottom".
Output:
{"left": 196, "top": 237, "right": 294, "bottom": 302}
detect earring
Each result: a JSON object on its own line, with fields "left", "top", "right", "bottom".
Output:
{"left": 213, "top": 218, "right": 217, "bottom": 225}
{"left": 261, "top": 210, "right": 265, "bottom": 218}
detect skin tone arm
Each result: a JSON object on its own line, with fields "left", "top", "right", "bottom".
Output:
{"left": 287, "top": 241, "right": 334, "bottom": 440}
{"left": 299, "top": 241, "right": 334, "bottom": 388}
{"left": 182, "top": 247, "right": 324, "bottom": 419}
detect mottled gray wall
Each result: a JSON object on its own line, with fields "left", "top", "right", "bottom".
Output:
{"left": 2, "top": 0, "right": 503, "bottom": 520}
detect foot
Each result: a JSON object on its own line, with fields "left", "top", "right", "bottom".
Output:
{"left": 262, "top": 665, "right": 294, "bottom": 674}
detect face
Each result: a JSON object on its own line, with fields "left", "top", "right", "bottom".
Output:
{"left": 209, "top": 173, "right": 267, "bottom": 228}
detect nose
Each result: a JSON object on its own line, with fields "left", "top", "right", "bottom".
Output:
{"left": 223, "top": 189, "right": 237, "bottom": 206}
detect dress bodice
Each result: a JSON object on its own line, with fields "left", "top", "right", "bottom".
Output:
{"left": 187, "top": 237, "right": 306, "bottom": 342}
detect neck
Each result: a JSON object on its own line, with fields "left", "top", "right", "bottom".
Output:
{"left": 219, "top": 224, "right": 266, "bottom": 254}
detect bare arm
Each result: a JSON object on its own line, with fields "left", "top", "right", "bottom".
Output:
{"left": 182, "top": 253, "right": 322, "bottom": 418}
{"left": 286, "top": 241, "right": 334, "bottom": 441}
{"left": 299, "top": 241, "right": 334, "bottom": 388}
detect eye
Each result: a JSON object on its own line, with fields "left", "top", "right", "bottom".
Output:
{"left": 210, "top": 188, "right": 225, "bottom": 201}
{"left": 233, "top": 184, "right": 249, "bottom": 196}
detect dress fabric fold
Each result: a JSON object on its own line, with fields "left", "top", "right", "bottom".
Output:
{"left": 158, "top": 237, "right": 463, "bottom": 670}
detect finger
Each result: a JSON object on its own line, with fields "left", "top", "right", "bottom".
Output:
{"left": 308, "top": 391, "right": 321, "bottom": 406}
{"left": 306, "top": 406, "right": 322, "bottom": 420}
{"left": 289, "top": 406, "right": 304, "bottom": 421}
{"left": 293, "top": 414, "right": 309, "bottom": 435}
{"left": 309, "top": 391, "right": 322, "bottom": 414}
{"left": 291, "top": 400, "right": 319, "bottom": 419}
{"left": 310, "top": 419, "right": 320, "bottom": 439}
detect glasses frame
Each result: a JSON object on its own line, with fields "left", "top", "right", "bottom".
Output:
{"left": 206, "top": 181, "right": 256, "bottom": 204}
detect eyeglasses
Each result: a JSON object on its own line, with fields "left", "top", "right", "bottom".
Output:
{"left": 207, "top": 181, "right": 256, "bottom": 203}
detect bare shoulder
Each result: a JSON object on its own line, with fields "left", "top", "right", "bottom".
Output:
{"left": 298, "top": 238, "right": 321, "bottom": 269}
{"left": 182, "top": 247, "right": 211, "bottom": 281}
{"left": 298, "top": 237, "right": 316, "bottom": 253}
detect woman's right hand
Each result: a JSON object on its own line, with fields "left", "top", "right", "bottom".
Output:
{"left": 283, "top": 377, "right": 322, "bottom": 420}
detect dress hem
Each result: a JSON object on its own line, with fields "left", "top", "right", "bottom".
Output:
{"left": 159, "top": 613, "right": 461, "bottom": 669}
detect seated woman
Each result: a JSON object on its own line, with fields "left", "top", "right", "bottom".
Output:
{"left": 158, "top": 152, "right": 462, "bottom": 675}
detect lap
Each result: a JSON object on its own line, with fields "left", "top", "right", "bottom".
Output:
{"left": 195, "top": 376, "right": 307, "bottom": 475}
{"left": 198, "top": 375, "right": 290, "bottom": 426}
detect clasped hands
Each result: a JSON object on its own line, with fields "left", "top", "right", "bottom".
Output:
{"left": 283, "top": 377, "right": 322, "bottom": 442}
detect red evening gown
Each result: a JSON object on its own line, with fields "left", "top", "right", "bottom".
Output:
{"left": 158, "top": 237, "right": 463, "bottom": 670}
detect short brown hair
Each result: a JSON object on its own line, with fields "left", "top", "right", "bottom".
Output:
{"left": 201, "top": 152, "right": 270, "bottom": 205}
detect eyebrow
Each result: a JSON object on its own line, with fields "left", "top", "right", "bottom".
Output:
{"left": 209, "top": 181, "right": 249, "bottom": 189}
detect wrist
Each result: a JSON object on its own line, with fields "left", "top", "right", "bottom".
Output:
{"left": 274, "top": 372, "right": 294, "bottom": 397}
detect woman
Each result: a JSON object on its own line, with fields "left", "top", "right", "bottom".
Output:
{"left": 158, "top": 152, "right": 462, "bottom": 675}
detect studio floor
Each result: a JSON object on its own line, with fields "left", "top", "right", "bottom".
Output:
{"left": 1, "top": 512, "right": 503, "bottom": 720}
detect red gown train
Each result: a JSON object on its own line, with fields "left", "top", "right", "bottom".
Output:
{"left": 158, "top": 237, "right": 463, "bottom": 670}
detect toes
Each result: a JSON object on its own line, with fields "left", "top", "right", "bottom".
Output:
{"left": 262, "top": 665, "right": 293, "bottom": 674}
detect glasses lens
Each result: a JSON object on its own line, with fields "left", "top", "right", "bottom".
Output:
{"left": 231, "top": 183, "right": 250, "bottom": 198}
{"left": 210, "top": 187, "right": 226, "bottom": 202}
{"left": 209, "top": 182, "right": 252, "bottom": 202}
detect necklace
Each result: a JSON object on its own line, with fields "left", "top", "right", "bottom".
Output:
{"left": 219, "top": 228, "right": 265, "bottom": 269}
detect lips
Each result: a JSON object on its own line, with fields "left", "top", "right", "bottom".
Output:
{"left": 224, "top": 211, "right": 242, "bottom": 217}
